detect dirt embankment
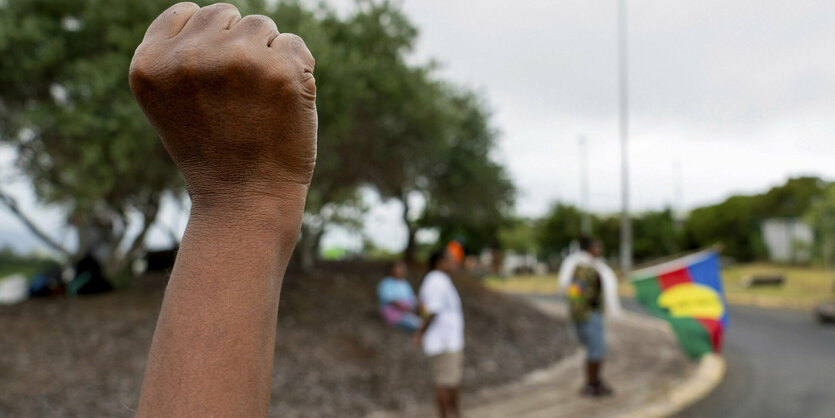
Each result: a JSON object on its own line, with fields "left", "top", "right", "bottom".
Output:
{"left": 0, "top": 261, "right": 574, "bottom": 417}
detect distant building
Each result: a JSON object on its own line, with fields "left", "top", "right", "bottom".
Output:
{"left": 761, "top": 218, "right": 813, "bottom": 263}
{"left": 479, "top": 248, "right": 545, "bottom": 276}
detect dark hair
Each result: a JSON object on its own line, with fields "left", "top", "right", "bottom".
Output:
{"left": 579, "top": 236, "right": 596, "bottom": 252}
{"left": 429, "top": 248, "right": 448, "bottom": 270}
{"left": 389, "top": 260, "right": 405, "bottom": 273}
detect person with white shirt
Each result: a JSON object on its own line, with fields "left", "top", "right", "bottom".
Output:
{"left": 416, "top": 248, "right": 464, "bottom": 418}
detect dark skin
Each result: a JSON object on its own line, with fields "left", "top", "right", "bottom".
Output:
{"left": 387, "top": 261, "right": 415, "bottom": 312}
{"left": 415, "top": 251, "right": 461, "bottom": 418}
{"left": 583, "top": 241, "right": 608, "bottom": 392}
{"left": 129, "top": 3, "right": 316, "bottom": 416}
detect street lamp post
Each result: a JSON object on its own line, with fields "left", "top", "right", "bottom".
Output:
{"left": 617, "top": 0, "right": 632, "bottom": 272}
{"left": 579, "top": 135, "right": 591, "bottom": 235}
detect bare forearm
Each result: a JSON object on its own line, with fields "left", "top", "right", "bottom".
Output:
{"left": 418, "top": 313, "right": 437, "bottom": 336}
{"left": 131, "top": 3, "right": 317, "bottom": 414}
{"left": 137, "top": 193, "right": 305, "bottom": 417}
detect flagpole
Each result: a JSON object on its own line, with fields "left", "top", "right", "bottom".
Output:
{"left": 579, "top": 135, "right": 591, "bottom": 235}
{"left": 617, "top": 0, "right": 633, "bottom": 273}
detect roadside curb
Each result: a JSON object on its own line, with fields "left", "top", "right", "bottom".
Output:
{"left": 530, "top": 298, "right": 727, "bottom": 418}
{"left": 619, "top": 353, "right": 725, "bottom": 418}
{"left": 371, "top": 297, "right": 727, "bottom": 418}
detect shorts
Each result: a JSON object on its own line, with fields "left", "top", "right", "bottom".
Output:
{"left": 575, "top": 311, "right": 606, "bottom": 361}
{"left": 429, "top": 350, "right": 464, "bottom": 387}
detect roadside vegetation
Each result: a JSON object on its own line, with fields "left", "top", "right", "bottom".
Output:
{"left": 0, "top": 247, "right": 59, "bottom": 279}
{"left": 721, "top": 264, "right": 835, "bottom": 309}
{"left": 485, "top": 263, "right": 835, "bottom": 311}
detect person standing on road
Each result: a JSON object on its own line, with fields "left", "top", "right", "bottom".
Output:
{"left": 416, "top": 248, "right": 465, "bottom": 418}
{"left": 558, "top": 236, "right": 623, "bottom": 397}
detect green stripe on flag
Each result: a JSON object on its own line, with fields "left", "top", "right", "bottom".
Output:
{"left": 633, "top": 276, "right": 664, "bottom": 316}
{"left": 633, "top": 275, "right": 714, "bottom": 359}
{"left": 668, "top": 317, "right": 713, "bottom": 358}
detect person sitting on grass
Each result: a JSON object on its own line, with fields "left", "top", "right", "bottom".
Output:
{"left": 377, "top": 260, "right": 421, "bottom": 332}
{"left": 558, "top": 236, "right": 623, "bottom": 398}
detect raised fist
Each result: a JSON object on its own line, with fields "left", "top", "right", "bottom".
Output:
{"left": 129, "top": 2, "right": 317, "bottom": 205}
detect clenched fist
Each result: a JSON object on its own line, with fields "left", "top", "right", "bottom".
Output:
{"left": 129, "top": 2, "right": 317, "bottom": 208}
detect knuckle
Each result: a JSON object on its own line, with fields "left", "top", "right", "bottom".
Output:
{"left": 190, "top": 2, "right": 239, "bottom": 27}
{"left": 242, "top": 14, "right": 275, "bottom": 26}
{"left": 203, "top": 2, "right": 239, "bottom": 14}
{"left": 160, "top": 2, "right": 200, "bottom": 21}
{"left": 129, "top": 46, "right": 159, "bottom": 85}
{"left": 278, "top": 33, "right": 314, "bottom": 68}
{"left": 171, "top": 1, "right": 199, "bottom": 11}
{"left": 128, "top": 61, "right": 151, "bottom": 89}
{"left": 282, "top": 33, "right": 306, "bottom": 49}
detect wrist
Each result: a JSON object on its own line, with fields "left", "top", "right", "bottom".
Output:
{"left": 186, "top": 184, "right": 308, "bottom": 249}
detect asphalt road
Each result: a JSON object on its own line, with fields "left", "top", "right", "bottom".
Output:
{"left": 676, "top": 304, "right": 835, "bottom": 418}
{"left": 520, "top": 294, "right": 835, "bottom": 417}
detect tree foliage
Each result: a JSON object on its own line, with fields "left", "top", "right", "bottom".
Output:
{"left": 804, "top": 183, "right": 835, "bottom": 267}
{"left": 0, "top": 0, "right": 516, "bottom": 275}
{"left": 420, "top": 91, "right": 515, "bottom": 255}
{"left": 534, "top": 177, "right": 826, "bottom": 265}
{"left": 683, "top": 176, "right": 825, "bottom": 261}
{"left": 0, "top": 0, "right": 270, "bottom": 277}
{"left": 536, "top": 204, "right": 681, "bottom": 263}
{"left": 498, "top": 218, "right": 538, "bottom": 255}
{"left": 536, "top": 203, "right": 583, "bottom": 259}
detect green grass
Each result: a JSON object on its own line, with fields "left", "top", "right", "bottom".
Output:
{"left": 484, "top": 263, "right": 835, "bottom": 310}
{"left": 484, "top": 274, "right": 636, "bottom": 296}
{"left": 0, "top": 250, "right": 60, "bottom": 280}
{"left": 721, "top": 263, "right": 835, "bottom": 309}
{"left": 484, "top": 274, "right": 559, "bottom": 294}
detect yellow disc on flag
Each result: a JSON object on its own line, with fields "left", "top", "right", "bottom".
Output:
{"left": 657, "top": 283, "right": 724, "bottom": 319}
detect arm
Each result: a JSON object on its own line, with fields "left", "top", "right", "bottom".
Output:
{"left": 414, "top": 313, "right": 437, "bottom": 346}
{"left": 595, "top": 260, "right": 624, "bottom": 317}
{"left": 129, "top": 3, "right": 317, "bottom": 416}
{"left": 415, "top": 278, "right": 442, "bottom": 346}
{"left": 557, "top": 253, "right": 580, "bottom": 293}
{"left": 389, "top": 300, "right": 416, "bottom": 312}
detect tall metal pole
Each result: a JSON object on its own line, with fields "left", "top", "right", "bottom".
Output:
{"left": 579, "top": 135, "right": 591, "bottom": 235}
{"left": 617, "top": 0, "right": 632, "bottom": 272}
{"left": 673, "top": 161, "right": 684, "bottom": 219}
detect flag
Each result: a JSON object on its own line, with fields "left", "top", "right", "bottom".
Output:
{"left": 631, "top": 251, "right": 728, "bottom": 358}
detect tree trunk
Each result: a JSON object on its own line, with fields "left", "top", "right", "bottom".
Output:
{"left": 0, "top": 189, "right": 71, "bottom": 257}
{"left": 103, "top": 199, "right": 160, "bottom": 280}
{"left": 297, "top": 224, "right": 320, "bottom": 274}
{"left": 402, "top": 195, "right": 417, "bottom": 263}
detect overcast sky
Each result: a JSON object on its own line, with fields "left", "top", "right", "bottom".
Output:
{"left": 2, "top": 0, "right": 835, "bottom": 253}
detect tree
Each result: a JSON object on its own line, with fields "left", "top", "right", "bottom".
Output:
{"left": 632, "top": 208, "right": 680, "bottom": 262}
{"left": 593, "top": 215, "right": 621, "bottom": 260}
{"left": 756, "top": 176, "right": 826, "bottom": 217}
{"left": 805, "top": 184, "right": 835, "bottom": 270}
{"left": 313, "top": 1, "right": 515, "bottom": 262}
{"left": 418, "top": 90, "right": 514, "bottom": 257}
{"left": 682, "top": 176, "right": 826, "bottom": 261}
{"left": 0, "top": 0, "right": 269, "bottom": 278}
{"left": 537, "top": 203, "right": 583, "bottom": 260}
{"left": 0, "top": 0, "right": 516, "bottom": 275}
{"left": 497, "top": 218, "right": 538, "bottom": 255}
{"left": 275, "top": 0, "right": 435, "bottom": 268}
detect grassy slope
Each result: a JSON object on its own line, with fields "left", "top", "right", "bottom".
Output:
{"left": 0, "top": 263, "right": 573, "bottom": 418}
